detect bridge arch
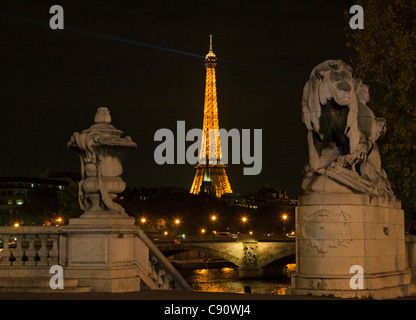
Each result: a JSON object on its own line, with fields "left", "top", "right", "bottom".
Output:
{"left": 156, "top": 239, "right": 296, "bottom": 275}
{"left": 257, "top": 245, "right": 296, "bottom": 268}
{"left": 158, "top": 243, "right": 242, "bottom": 266}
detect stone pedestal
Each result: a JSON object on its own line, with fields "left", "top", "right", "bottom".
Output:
{"left": 290, "top": 192, "right": 416, "bottom": 299}
{"left": 63, "top": 215, "right": 149, "bottom": 293}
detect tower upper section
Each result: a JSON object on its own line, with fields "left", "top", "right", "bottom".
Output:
{"left": 205, "top": 34, "right": 217, "bottom": 67}
{"left": 200, "top": 34, "right": 221, "bottom": 163}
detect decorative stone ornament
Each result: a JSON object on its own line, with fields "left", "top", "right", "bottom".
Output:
{"left": 68, "top": 107, "right": 137, "bottom": 217}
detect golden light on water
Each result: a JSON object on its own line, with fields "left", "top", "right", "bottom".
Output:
{"left": 182, "top": 267, "right": 291, "bottom": 295}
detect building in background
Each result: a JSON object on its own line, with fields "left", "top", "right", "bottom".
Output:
{"left": 0, "top": 172, "right": 80, "bottom": 225}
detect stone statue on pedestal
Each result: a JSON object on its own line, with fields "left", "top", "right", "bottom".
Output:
{"left": 290, "top": 60, "right": 415, "bottom": 299}
{"left": 301, "top": 60, "right": 394, "bottom": 199}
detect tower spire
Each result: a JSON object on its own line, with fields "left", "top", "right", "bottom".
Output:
{"left": 206, "top": 34, "right": 216, "bottom": 58}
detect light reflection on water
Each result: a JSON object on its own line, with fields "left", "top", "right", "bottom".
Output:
{"left": 179, "top": 267, "right": 290, "bottom": 295}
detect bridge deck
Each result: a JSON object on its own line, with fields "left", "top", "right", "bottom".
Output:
{"left": 148, "top": 235, "right": 295, "bottom": 244}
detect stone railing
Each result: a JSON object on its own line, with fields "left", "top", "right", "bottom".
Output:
{"left": 0, "top": 225, "right": 192, "bottom": 292}
{"left": 0, "top": 226, "right": 62, "bottom": 267}
{"left": 135, "top": 228, "right": 192, "bottom": 291}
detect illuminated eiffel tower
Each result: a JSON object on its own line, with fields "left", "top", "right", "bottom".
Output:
{"left": 190, "top": 35, "right": 232, "bottom": 198}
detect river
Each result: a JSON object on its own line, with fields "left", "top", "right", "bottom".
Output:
{"left": 178, "top": 267, "right": 291, "bottom": 295}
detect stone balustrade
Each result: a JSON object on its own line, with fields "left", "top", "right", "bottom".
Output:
{"left": 0, "top": 226, "right": 62, "bottom": 267}
{"left": 0, "top": 224, "right": 192, "bottom": 292}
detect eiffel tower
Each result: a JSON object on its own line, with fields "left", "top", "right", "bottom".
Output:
{"left": 190, "top": 35, "right": 232, "bottom": 198}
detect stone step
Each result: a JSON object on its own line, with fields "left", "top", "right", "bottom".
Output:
{"left": 0, "top": 277, "right": 79, "bottom": 288}
{"left": 0, "top": 286, "right": 92, "bottom": 293}
{"left": 0, "top": 277, "right": 92, "bottom": 293}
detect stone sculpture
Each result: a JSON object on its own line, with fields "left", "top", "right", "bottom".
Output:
{"left": 68, "top": 107, "right": 137, "bottom": 216}
{"left": 301, "top": 59, "right": 394, "bottom": 199}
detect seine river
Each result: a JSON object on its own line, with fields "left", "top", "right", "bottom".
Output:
{"left": 178, "top": 267, "right": 291, "bottom": 295}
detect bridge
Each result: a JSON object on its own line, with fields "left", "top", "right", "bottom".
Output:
{"left": 150, "top": 235, "right": 296, "bottom": 279}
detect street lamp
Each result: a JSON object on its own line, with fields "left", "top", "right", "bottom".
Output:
{"left": 174, "top": 219, "right": 180, "bottom": 236}
{"left": 140, "top": 217, "right": 146, "bottom": 224}
{"left": 282, "top": 214, "right": 288, "bottom": 235}
{"left": 241, "top": 216, "right": 247, "bottom": 234}
{"left": 210, "top": 215, "right": 217, "bottom": 234}
{"left": 54, "top": 217, "right": 63, "bottom": 226}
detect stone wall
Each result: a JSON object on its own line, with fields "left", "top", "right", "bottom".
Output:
{"left": 406, "top": 234, "right": 416, "bottom": 278}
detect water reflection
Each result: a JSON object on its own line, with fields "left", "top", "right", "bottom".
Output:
{"left": 179, "top": 267, "right": 291, "bottom": 295}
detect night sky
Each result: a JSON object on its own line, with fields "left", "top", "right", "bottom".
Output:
{"left": 1, "top": 0, "right": 353, "bottom": 197}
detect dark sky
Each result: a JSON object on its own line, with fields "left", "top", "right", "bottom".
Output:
{"left": 1, "top": 0, "right": 353, "bottom": 197}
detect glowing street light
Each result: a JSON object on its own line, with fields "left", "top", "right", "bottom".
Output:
{"left": 201, "top": 228, "right": 206, "bottom": 234}
{"left": 241, "top": 216, "right": 248, "bottom": 234}
{"left": 13, "top": 222, "right": 20, "bottom": 228}
{"left": 140, "top": 217, "right": 146, "bottom": 223}
{"left": 282, "top": 213, "right": 288, "bottom": 234}
{"left": 210, "top": 215, "right": 217, "bottom": 233}
{"left": 54, "top": 217, "right": 64, "bottom": 226}
{"left": 173, "top": 218, "right": 181, "bottom": 236}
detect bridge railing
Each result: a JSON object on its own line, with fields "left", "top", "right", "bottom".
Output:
{"left": 0, "top": 226, "right": 62, "bottom": 267}
{"left": 147, "top": 234, "right": 295, "bottom": 243}
{"left": 0, "top": 225, "right": 192, "bottom": 292}
{"left": 134, "top": 228, "right": 193, "bottom": 290}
